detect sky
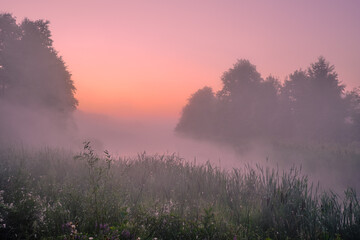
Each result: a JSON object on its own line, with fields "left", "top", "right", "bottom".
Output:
{"left": 2, "top": 0, "right": 360, "bottom": 119}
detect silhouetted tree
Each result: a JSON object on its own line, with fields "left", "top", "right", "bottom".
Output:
{"left": 0, "top": 13, "right": 21, "bottom": 97}
{"left": 175, "top": 86, "right": 216, "bottom": 139}
{"left": 345, "top": 88, "right": 360, "bottom": 141}
{"left": 176, "top": 59, "right": 283, "bottom": 143}
{"left": 176, "top": 57, "right": 357, "bottom": 145}
{"left": 281, "top": 57, "right": 346, "bottom": 141}
{"left": 216, "top": 59, "right": 280, "bottom": 141}
{"left": 0, "top": 14, "right": 78, "bottom": 114}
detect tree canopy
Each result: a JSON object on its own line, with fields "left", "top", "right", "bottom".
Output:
{"left": 175, "top": 86, "right": 216, "bottom": 139}
{"left": 176, "top": 57, "right": 360, "bottom": 144}
{"left": 0, "top": 13, "right": 78, "bottom": 113}
{"left": 0, "top": 13, "right": 78, "bottom": 144}
{"left": 281, "top": 57, "right": 347, "bottom": 140}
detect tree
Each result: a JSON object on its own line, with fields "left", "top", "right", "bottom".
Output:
{"left": 176, "top": 57, "right": 354, "bottom": 145}
{"left": 0, "top": 14, "right": 78, "bottom": 114}
{"left": 0, "top": 13, "right": 21, "bottom": 97}
{"left": 281, "top": 57, "right": 347, "bottom": 141}
{"left": 217, "top": 59, "right": 263, "bottom": 101}
{"left": 175, "top": 86, "right": 217, "bottom": 139}
{"left": 216, "top": 59, "right": 280, "bottom": 141}
{"left": 176, "top": 59, "right": 283, "bottom": 143}
{"left": 345, "top": 88, "right": 360, "bottom": 141}
{"left": 0, "top": 14, "right": 78, "bottom": 145}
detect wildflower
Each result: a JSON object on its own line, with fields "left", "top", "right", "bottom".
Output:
{"left": 89, "top": 237, "right": 93, "bottom": 240}
{"left": 100, "top": 223, "right": 110, "bottom": 233}
{"left": 121, "top": 230, "right": 131, "bottom": 239}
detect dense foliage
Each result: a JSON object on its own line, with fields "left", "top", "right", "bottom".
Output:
{"left": 0, "top": 144, "right": 359, "bottom": 239}
{"left": 176, "top": 58, "right": 360, "bottom": 144}
{"left": 0, "top": 13, "right": 78, "bottom": 112}
{"left": 0, "top": 13, "right": 78, "bottom": 144}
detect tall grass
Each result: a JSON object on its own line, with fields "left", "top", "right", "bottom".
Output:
{"left": 0, "top": 143, "right": 359, "bottom": 239}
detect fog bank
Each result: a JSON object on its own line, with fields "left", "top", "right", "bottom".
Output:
{"left": 73, "top": 111, "right": 360, "bottom": 195}
{"left": 1, "top": 104, "right": 359, "bottom": 195}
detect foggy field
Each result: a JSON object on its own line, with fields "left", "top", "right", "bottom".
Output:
{"left": 73, "top": 112, "right": 360, "bottom": 195}
{"left": 1, "top": 3, "right": 360, "bottom": 239}
{"left": 0, "top": 140, "right": 360, "bottom": 239}
{"left": 1, "top": 104, "right": 360, "bottom": 238}
{"left": 1, "top": 89, "right": 360, "bottom": 239}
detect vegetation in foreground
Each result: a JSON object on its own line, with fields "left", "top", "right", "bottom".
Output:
{"left": 0, "top": 143, "right": 359, "bottom": 240}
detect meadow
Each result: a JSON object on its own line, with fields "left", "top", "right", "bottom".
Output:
{"left": 0, "top": 142, "right": 359, "bottom": 240}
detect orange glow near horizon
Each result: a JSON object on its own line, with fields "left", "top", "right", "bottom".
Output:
{"left": 2, "top": 0, "right": 360, "bottom": 118}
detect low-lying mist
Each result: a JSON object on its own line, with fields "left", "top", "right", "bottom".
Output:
{"left": 2, "top": 103, "right": 359, "bottom": 195}
{"left": 73, "top": 111, "right": 240, "bottom": 165}
{"left": 74, "top": 112, "right": 360, "bottom": 195}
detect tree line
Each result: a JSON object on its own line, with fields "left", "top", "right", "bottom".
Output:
{"left": 176, "top": 58, "right": 360, "bottom": 144}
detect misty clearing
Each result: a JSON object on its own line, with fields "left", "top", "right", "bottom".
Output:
{"left": 1, "top": 12, "right": 360, "bottom": 240}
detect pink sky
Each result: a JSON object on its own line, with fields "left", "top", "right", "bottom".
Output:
{"left": 2, "top": 0, "right": 360, "bottom": 118}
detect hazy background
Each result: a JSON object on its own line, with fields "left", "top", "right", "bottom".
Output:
{"left": 2, "top": 0, "right": 360, "bottom": 118}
